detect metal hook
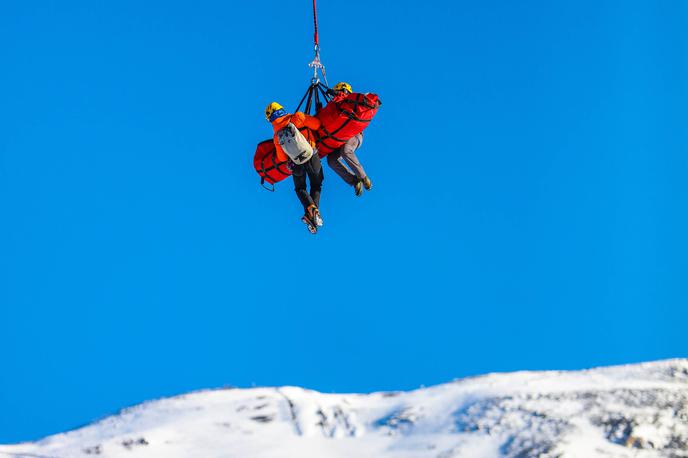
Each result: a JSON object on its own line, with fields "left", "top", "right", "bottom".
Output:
{"left": 307, "top": 42, "right": 329, "bottom": 87}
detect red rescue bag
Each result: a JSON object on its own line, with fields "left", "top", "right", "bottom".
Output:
{"left": 253, "top": 139, "right": 291, "bottom": 190}
{"left": 316, "top": 92, "right": 381, "bottom": 157}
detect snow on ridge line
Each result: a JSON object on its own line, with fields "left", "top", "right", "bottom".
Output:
{"left": 109, "top": 358, "right": 688, "bottom": 408}
{"left": 40, "top": 358, "right": 688, "bottom": 439}
{"left": 444, "top": 357, "right": 688, "bottom": 388}
{"left": 0, "top": 359, "right": 686, "bottom": 458}
{"left": 448, "top": 357, "right": 688, "bottom": 383}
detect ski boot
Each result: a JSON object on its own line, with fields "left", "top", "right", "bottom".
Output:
{"left": 301, "top": 205, "right": 322, "bottom": 234}
{"left": 301, "top": 214, "right": 317, "bottom": 234}
{"left": 308, "top": 204, "right": 324, "bottom": 227}
{"left": 362, "top": 176, "right": 373, "bottom": 191}
{"left": 354, "top": 180, "right": 363, "bottom": 197}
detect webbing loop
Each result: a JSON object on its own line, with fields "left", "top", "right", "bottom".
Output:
{"left": 295, "top": 82, "right": 332, "bottom": 115}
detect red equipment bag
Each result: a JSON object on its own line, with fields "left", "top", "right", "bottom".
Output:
{"left": 253, "top": 139, "right": 291, "bottom": 190}
{"left": 316, "top": 92, "right": 381, "bottom": 157}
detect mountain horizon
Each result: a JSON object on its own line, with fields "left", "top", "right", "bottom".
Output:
{"left": 2, "top": 358, "right": 686, "bottom": 458}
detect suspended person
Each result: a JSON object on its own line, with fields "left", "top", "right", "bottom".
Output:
{"left": 265, "top": 102, "right": 324, "bottom": 233}
{"left": 325, "top": 82, "right": 373, "bottom": 197}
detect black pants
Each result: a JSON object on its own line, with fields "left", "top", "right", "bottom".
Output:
{"left": 292, "top": 154, "right": 323, "bottom": 211}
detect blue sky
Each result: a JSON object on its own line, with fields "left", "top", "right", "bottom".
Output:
{"left": 1, "top": 0, "right": 686, "bottom": 444}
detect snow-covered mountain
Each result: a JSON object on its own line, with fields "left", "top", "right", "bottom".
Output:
{"left": 1, "top": 359, "right": 686, "bottom": 458}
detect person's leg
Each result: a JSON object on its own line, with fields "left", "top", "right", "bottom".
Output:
{"left": 326, "top": 149, "right": 358, "bottom": 186}
{"left": 306, "top": 154, "right": 323, "bottom": 208}
{"left": 340, "top": 134, "right": 367, "bottom": 180}
{"left": 292, "top": 164, "right": 313, "bottom": 211}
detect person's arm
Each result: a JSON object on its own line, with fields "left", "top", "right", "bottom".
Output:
{"left": 291, "top": 111, "right": 321, "bottom": 130}
{"left": 302, "top": 113, "right": 321, "bottom": 130}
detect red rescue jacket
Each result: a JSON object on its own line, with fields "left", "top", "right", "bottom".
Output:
{"left": 270, "top": 112, "right": 321, "bottom": 163}
{"left": 253, "top": 111, "right": 322, "bottom": 188}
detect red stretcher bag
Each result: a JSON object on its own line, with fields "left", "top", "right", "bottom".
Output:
{"left": 253, "top": 139, "right": 291, "bottom": 190}
{"left": 316, "top": 92, "right": 381, "bottom": 157}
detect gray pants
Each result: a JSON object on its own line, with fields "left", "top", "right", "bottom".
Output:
{"left": 326, "top": 134, "right": 366, "bottom": 186}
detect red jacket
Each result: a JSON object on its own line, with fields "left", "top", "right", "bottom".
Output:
{"left": 270, "top": 112, "right": 321, "bottom": 163}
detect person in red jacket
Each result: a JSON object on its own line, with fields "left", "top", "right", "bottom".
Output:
{"left": 265, "top": 102, "right": 324, "bottom": 231}
{"left": 325, "top": 82, "right": 373, "bottom": 197}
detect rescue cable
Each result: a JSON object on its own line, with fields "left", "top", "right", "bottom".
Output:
{"left": 297, "top": 0, "right": 331, "bottom": 116}
{"left": 313, "top": 0, "right": 319, "bottom": 48}
{"left": 308, "top": 0, "right": 328, "bottom": 86}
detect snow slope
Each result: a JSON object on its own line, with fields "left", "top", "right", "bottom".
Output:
{"left": 1, "top": 359, "right": 686, "bottom": 458}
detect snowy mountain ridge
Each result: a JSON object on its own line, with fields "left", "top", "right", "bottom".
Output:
{"left": 1, "top": 359, "right": 687, "bottom": 458}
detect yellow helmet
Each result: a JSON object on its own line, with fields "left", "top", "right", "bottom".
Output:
{"left": 333, "top": 82, "right": 353, "bottom": 94}
{"left": 265, "top": 102, "right": 284, "bottom": 121}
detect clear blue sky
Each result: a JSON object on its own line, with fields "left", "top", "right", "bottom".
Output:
{"left": 1, "top": 0, "right": 686, "bottom": 444}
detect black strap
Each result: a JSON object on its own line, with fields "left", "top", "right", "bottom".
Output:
{"left": 314, "top": 94, "right": 378, "bottom": 150}
{"left": 317, "top": 82, "right": 332, "bottom": 103}
{"left": 317, "top": 120, "right": 351, "bottom": 142}
{"left": 258, "top": 142, "right": 291, "bottom": 189}
{"left": 305, "top": 87, "right": 314, "bottom": 115}
{"left": 260, "top": 177, "right": 275, "bottom": 192}
{"left": 260, "top": 157, "right": 290, "bottom": 177}
{"left": 342, "top": 94, "right": 380, "bottom": 110}
{"left": 295, "top": 88, "right": 311, "bottom": 114}
{"left": 314, "top": 87, "right": 322, "bottom": 113}
{"left": 317, "top": 114, "right": 364, "bottom": 144}
{"left": 295, "top": 82, "right": 333, "bottom": 115}
{"left": 338, "top": 94, "right": 379, "bottom": 121}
